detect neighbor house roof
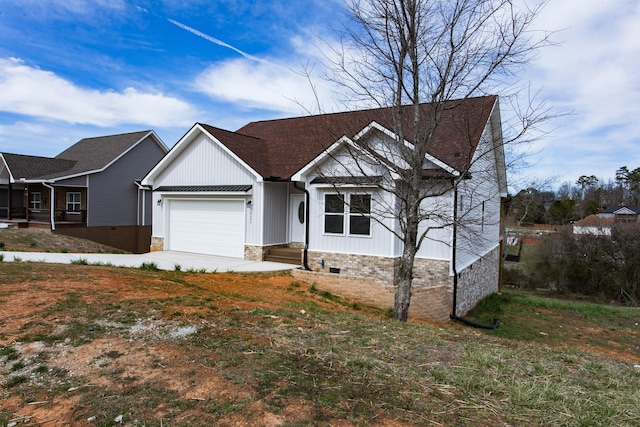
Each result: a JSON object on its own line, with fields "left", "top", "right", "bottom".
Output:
{"left": 599, "top": 205, "right": 640, "bottom": 215}
{"left": 575, "top": 215, "right": 615, "bottom": 228}
{"left": 0, "top": 153, "right": 76, "bottom": 180}
{"left": 199, "top": 95, "right": 497, "bottom": 180}
{"left": 1, "top": 130, "right": 164, "bottom": 182}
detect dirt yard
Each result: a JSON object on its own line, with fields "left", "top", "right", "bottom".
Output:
{"left": 1, "top": 229, "right": 639, "bottom": 425}
{"left": 0, "top": 263, "right": 410, "bottom": 426}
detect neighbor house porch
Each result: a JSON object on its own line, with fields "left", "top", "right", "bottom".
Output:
{"left": 0, "top": 183, "right": 87, "bottom": 229}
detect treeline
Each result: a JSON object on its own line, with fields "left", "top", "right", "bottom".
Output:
{"left": 507, "top": 166, "right": 640, "bottom": 225}
{"left": 507, "top": 225, "right": 640, "bottom": 305}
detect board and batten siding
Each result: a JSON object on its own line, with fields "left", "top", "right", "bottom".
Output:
{"left": 304, "top": 142, "right": 395, "bottom": 257}
{"left": 454, "top": 120, "right": 502, "bottom": 272}
{"left": 261, "top": 182, "right": 289, "bottom": 246}
{"left": 415, "top": 191, "right": 454, "bottom": 261}
{"left": 153, "top": 133, "right": 256, "bottom": 186}
{"left": 150, "top": 132, "right": 259, "bottom": 244}
{"left": 86, "top": 135, "right": 166, "bottom": 227}
{"left": 307, "top": 186, "right": 394, "bottom": 257}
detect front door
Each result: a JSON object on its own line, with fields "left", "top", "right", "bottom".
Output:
{"left": 289, "top": 194, "right": 305, "bottom": 243}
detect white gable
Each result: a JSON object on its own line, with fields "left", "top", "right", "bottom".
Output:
{"left": 613, "top": 206, "right": 637, "bottom": 215}
{"left": 142, "top": 125, "right": 259, "bottom": 187}
{"left": 354, "top": 121, "right": 458, "bottom": 175}
{"left": 153, "top": 132, "right": 255, "bottom": 187}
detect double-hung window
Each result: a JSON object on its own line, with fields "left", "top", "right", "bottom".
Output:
{"left": 30, "top": 192, "right": 41, "bottom": 210}
{"left": 324, "top": 194, "right": 345, "bottom": 234}
{"left": 66, "top": 192, "right": 81, "bottom": 212}
{"left": 324, "top": 193, "right": 371, "bottom": 236}
{"left": 349, "top": 194, "right": 371, "bottom": 235}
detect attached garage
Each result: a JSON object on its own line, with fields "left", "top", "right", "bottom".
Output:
{"left": 166, "top": 198, "right": 245, "bottom": 258}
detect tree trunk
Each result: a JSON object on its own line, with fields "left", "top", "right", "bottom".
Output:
{"left": 394, "top": 205, "right": 419, "bottom": 321}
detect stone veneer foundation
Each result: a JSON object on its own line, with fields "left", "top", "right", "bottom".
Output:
{"left": 302, "top": 251, "right": 455, "bottom": 322}
{"left": 150, "top": 236, "right": 164, "bottom": 252}
{"left": 307, "top": 251, "right": 452, "bottom": 288}
{"left": 292, "top": 269, "right": 451, "bottom": 323}
{"left": 244, "top": 244, "right": 264, "bottom": 261}
{"left": 454, "top": 246, "right": 500, "bottom": 315}
{"left": 301, "top": 248, "right": 500, "bottom": 321}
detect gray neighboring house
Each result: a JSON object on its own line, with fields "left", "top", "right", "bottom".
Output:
{"left": 0, "top": 130, "right": 168, "bottom": 252}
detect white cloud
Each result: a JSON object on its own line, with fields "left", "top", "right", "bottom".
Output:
{"left": 0, "top": 121, "right": 88, "bottom": 156}
{"left": 194, "top": 57, "right": 337, "bottom": 115}
{"left": 515, "top": 0, "right": 640, "bottom": 183}
{"left": 0, "top": 57, "right": 197, "bottom": 127}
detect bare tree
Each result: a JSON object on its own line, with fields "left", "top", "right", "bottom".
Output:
{"left": 316, "top": 0, "right": 551, "bottom": 321}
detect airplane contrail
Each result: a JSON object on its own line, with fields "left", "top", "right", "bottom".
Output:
{"left": 167, "top": 18, "right": 270, "bottom": 65}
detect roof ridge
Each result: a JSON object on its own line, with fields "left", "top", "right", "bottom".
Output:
{"left": 74, "top": 129, "right": 152, "bottom": 142}
{"left": 2, "top": 152, "right": 57, "bottom": 160}
{"left": 241, "top": 95, "right": 497, "bottom": 126}
{"left": 198, "top": 123, "right": 265, "bottom": 142}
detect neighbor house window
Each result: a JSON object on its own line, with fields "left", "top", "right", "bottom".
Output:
{"left": 349, "top": 194, "right": 371, "bottom": 236}
{"left": 66, "top": 192, "right": 81, "bottom": 212}
{"left": 324, "top": 194, "right": 344, "bottom": 234}
{"left": 30, "top": 192, "right": 41, "bottom": 210}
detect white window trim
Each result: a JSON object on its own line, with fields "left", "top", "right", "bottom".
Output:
{"left": 30, "top": 192, "right": 42, "bottom": 211}
{"left": 323, "top": 192, "right": 372, "bottom": 238}
{"left": 323, "top": 193, "right": 346, "bottom": 236}
{"left": 348, "top": 193, "right": 372, "bottom": 237}
{"left": 66, "top": 192, "right": 81, "bottom": 213}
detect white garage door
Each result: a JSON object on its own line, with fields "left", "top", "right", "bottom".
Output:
{"left": 167, "top": 199, "right": 245, "bottom": 258}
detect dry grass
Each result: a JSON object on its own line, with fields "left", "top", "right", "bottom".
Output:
{"left": 0, "top": 263, "right": 639, "bottom": 426}
{"left": 0, "top": 228, "right": 121, "bottom": 253}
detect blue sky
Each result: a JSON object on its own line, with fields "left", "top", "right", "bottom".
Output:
{"left": 0, "top": 0, "right": 638, "bottom": 191}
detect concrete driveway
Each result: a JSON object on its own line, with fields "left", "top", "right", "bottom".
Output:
{"left": 0, "top": 250, "right": 299, "bottom": 273}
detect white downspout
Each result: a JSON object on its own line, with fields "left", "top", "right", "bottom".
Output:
{"left": 134, "top": 181, "right": 147, "bottom": 226}
{"left": 42, "top": 182, "right": 55, "bottom": 231}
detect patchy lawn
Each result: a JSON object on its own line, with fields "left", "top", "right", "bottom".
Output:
{"left": 1, "top": 263, "right": 639, "bottom": 426}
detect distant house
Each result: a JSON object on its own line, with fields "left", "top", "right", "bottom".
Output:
{"left": 572, "top": 215, "right": 614, "bottom": 236}
{"left": 573, "top": 205, "right": 640, "bottom": 236}
{"left": 597, "top": 205, "right": 640, "bottom": 223}
{"left": 0, "top": 131, "right": 168, "bottom": 252}
{"left": 142, "top": 96, "right": 506, "bottom": 320}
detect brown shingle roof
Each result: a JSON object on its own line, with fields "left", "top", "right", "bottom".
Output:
{"left": 198, "top": 125, "right": 272, "bottom": 178}
{"left": 208, "top": 95, "right": 497, "bottom": 180}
